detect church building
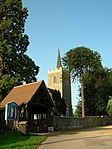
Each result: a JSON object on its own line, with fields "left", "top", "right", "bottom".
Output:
{"left": 48, "top": 49, "right": 72, "bottom": 116}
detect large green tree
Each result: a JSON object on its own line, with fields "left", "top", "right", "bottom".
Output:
{"left": 62, "top": 46, "right": 102, "bottom": 117}
{"left": 83, "top": 68, "right": 107, "bottom": 116}
{"left": 75, "top": 68, "right": 112, "bottom": 117}
{"left": 0, "top": 0, "right": 39, "bottom": 100}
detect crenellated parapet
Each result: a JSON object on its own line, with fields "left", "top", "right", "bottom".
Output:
{"left": 48, "top": 67, "right": 62, "bottom": 74}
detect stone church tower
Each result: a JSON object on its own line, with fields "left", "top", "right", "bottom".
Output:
{"left": 48, "top": 49, "right": 72, "bottom": 116}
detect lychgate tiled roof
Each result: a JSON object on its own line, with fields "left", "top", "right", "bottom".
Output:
{"left": 0, "top": 80, "right": 44, "bottom": 107}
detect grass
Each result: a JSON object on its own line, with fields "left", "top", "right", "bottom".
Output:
{"left": 0, "top": 129, "right": 47, "bottom": 149}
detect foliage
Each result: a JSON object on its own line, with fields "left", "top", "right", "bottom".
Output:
{"left": 0, "top": 75, "right": 19, "bottom": 100}
{"left": 62, "top": 46, "right": 102, "bottom": 117}
{"left": 60, "top": 97, "right": 67, "bottom": 116}
{"left": 0, "top": 0, "right": 39, "bottom": 100}
{"left": 62, "top": 46, "right": 102, "bottom": 81}
{"left": 82, "top": 68, "right": 112, "bottom": 116}
{"left": 52, "top": 89, "right": 66, "bottom": 116}
{"left": 0, "top": 129, "right": 46, "bottom": 149}
{"left": 107, "top": 98, "right": 112, "bottom": 116}
{"left": 74, "top": 101, "right": 82, "bottom": 117}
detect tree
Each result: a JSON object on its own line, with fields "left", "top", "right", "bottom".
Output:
{"left": 81, "top": 67, "right": 112, "bottom": 116}
{"left": 95, "top": 68, "right": 112, "bottom": 115}
{"left": 0, "top": 57, "right": 2, "bottom": 77}
{"left": 74, "top": 101, "right": 82, "bottom": 117}
{"left": 83, "top": 68, "right": 105, "bottom": 116}
{"left": 60, "top": 97, "right": 66, "bottom": 116}
{"left": 107, "top": 98, "right": 112, "bottom": 116}
{"left": 52, "top": 90, "right": 66, "bottom": 116}
{"left": 0, "top": 0, "right": 39, "bottom": 100}
{"left": 62, "top": 46, "right": 102, "bottom": 117}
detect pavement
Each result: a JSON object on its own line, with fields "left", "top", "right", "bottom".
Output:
{"left": 37, "top": 125, "right": 112, "bottom": 149}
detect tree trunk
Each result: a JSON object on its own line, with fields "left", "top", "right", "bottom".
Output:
{"left": 80, "top": 73, "right": 85, "bottom": 118}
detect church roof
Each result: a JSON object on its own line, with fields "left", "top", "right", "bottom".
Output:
{"left": 56, "top": 48, "right": 62, "bottom": 69}
{"left": 0, "top": 80, "right": 48, "bottom": 107}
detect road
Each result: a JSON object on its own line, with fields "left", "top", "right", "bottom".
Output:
{"left": 38, "top": 125, "right": 112, "bottom": 149}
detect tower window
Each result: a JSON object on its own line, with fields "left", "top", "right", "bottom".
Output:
{"left": 53, "top": 75, "right": 57, "bottom": 83}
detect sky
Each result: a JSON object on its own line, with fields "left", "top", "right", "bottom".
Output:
{"left": 22, "top": 0, "right": 112, "bottom": 109}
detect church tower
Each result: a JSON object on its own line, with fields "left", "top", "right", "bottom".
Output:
{"left": 48, "top": 49, "right": 72, "bottom": 116}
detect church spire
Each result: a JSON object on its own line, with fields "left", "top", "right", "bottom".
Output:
{"left": 56, "top": 48, "right": 62, "bottom": 69}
